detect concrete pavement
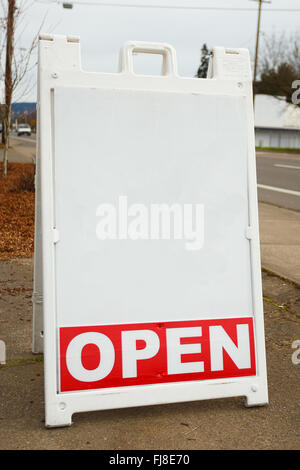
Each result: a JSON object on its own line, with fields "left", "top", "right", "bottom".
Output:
{"left": 5, "top": 136, "right": 36, "bottom": 164}
{"left": 259, "top": 202, "right": 300, "bottom": 286}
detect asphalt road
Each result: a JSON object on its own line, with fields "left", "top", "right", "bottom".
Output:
{"left": 7, "top": 136, "right": 300, "bottom": 211}
{"left": 257, "top": 152, "right": 300, "bottom": 212}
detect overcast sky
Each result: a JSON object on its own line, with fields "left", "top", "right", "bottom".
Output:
{"left": 10, "top": 0, "right": 300, "bottom": 101}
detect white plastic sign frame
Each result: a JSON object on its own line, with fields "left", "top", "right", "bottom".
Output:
{"left": 37, "top": 35, "right": 268, "bottom": 427}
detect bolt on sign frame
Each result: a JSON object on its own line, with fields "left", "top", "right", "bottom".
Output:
{"left": 36, "top": 35, "right": 268, "bottom": 427}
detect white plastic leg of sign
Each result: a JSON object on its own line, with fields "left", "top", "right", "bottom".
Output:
{"left": 32, "top": 35, "right": 81, "bottom": 354}
{"left": 208, "top": 46, "right": 269, "bottom": 408}
{"left": 38, "top": 35, "right": 268, "bottom": 428}
{"left": 32, "top": 117, "right": 43, "bottom": 354}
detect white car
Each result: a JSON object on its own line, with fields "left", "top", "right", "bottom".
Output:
{"left": 17, "top": 124, "right": 31, "bottom": 136}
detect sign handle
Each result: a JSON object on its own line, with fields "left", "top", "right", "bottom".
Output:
{"left": 119, "top": 41, "right": 178, "bottom": 77}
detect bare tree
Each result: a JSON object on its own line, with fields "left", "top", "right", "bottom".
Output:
{"left": 254, "top": 31, "right": 300, "bottom": 106}
{"left": 1, "top": 0, "right": 15, "bottom": 177}
{"left": 0, "top": 0, "right": 45, "bottom": 177}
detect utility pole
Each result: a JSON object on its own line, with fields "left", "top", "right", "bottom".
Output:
{"left": 251, "top": 0, "right": 271, "bottom": 98}
{"left": 3, "top": 0, "right": 16, "bottom": 177}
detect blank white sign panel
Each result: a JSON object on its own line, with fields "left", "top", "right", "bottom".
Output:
{"left": 53, "top": 87, "right": 252, "bottom": 327}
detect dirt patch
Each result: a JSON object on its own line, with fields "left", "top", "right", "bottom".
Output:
{"left": 0, "top": 163, "right": 35, "bottom": 261}
{"left": 0, "top": 258, "right": 33, "bottom": 360}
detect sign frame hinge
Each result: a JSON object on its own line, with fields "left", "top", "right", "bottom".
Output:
{"left": 53, "top": 228, "right": 60, "bottom": 244}
{"left": 245, "top": 226, "right": 254, "bottom": 240}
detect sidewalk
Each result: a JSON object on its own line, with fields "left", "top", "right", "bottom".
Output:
{"left": 259, "top": 202, "right": 300, "bottom": 285}
{"left": 4, "top": 137, "right": 36, "bottom": 164}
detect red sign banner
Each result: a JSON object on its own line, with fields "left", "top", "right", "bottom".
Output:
{"left": 59, "top": 317, "right": 256, "bottom": 392}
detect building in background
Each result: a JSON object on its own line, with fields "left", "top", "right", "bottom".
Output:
{"left": 254, "top": 94, "right": 300, "bottom": 149}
